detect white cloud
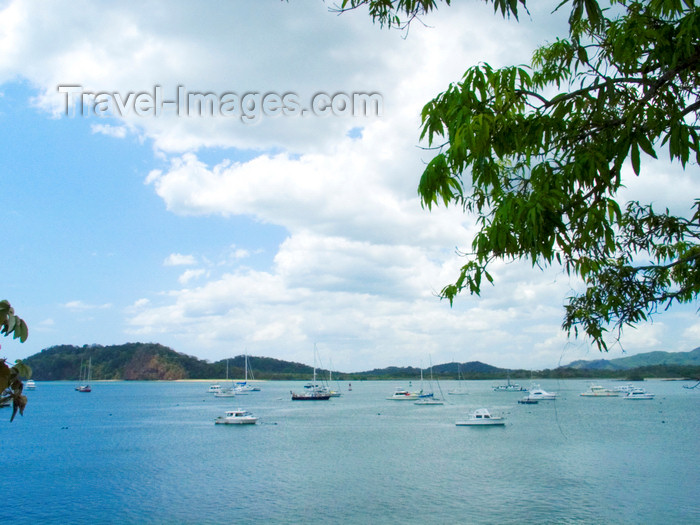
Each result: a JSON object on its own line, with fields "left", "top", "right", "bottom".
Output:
{"left": 178, "top": 268, "right": 207, "bottom": 285}
{"left": 164, "top": 253, "right": 197, "bottom": 266}
{"left": 91, "top": 123, "right": 127, "bottom": 138}
{"left": 63, "top": 300, "right": 112, "bottom": 311}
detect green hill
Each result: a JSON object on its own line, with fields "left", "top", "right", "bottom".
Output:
{"left": 23, "top": 343, "right": 318, "bottom": 381}
{"left": 565, "top": 347, "right": 700, "bottom": 370}
{"left": 16, "top": 343, "right": 700, "bottom": 381}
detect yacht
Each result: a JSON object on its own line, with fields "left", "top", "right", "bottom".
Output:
{"left": 526, "top": 385, "right": 557, "bottom": 400}
{"left": 580, "top": 384, "right": 620, "bottom": 397}
{"left": 386, "top": 387, "right": 422, "bottom": 400}
{"left": 25, "top": 379, "right": 36, "bottom": 390}
{"left": 214, "top": 409, "right": 258, "bottom": 425}
{"left": 456, "top": 408, "right": 505, "bottom": 426}
{"left": 624, "top": 389, "right": 655, "bottom": 400}
{"left": 493, "top": 376, "right": 527, "bottom": 392}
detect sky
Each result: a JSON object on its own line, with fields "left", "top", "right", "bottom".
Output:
{"left": 1, "top": 0, "right": 698, "bottom": 373}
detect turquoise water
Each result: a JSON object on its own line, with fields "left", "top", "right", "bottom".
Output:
{"left": 2, "top": 379, "right": 698, "bottom": 524}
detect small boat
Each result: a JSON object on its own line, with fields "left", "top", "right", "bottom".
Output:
{"left": 447, "top": 362, "right": 469, "bottom": 395}
{"left": 386, "top": 388, "right": 421, "bottom": 400}
{"left": 614, "top": 384, "right": 637, "bottom": 393}
{"left": 75, "top": 358, "right": 92, "bottom": 393}
{"left": 208, "top": 383, "right": 222, "bottom": 393}
{"left": 25, "top": 379, "right": 36, "bottom": 390}
{"left": 580, "top": 384, "right": 620, "bottom": 397}
{"left": 493, "top": 374, "right": 527, "bottom": 392}
{"left": 456, "top": 408, "right": 505, "bottom": 426}
{"left": 518, "top": 396, "right": 538, "bottom": 404}
{"left": 214, "top": 409, "right": 258, "bottom": 425}
{"left": 214, "top": 388, "right": 237, "bottom": 398}
{"left": 291, "top": 345, "right": 332, "bottom": 401}
{"left": 525, "top": 385, "right": 557, "bottom": 400}
{"left": 624, "top": 389, "right": 655, "bottom": 400}
{"left": 235, "top": 353, "right": 261, "bottom": 393}
{"left": 414, "top": 397, "right": 444, "bottom": 406}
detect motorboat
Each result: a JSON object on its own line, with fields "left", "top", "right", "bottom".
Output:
{"left": 386, "top": 388, "right": 422, "bottom": 400}
{"left": 214, "top": 409, "right": 258, "bottom": 425}
{"left": 456, "top": 408, "right": 505, "bottom": 426}
{"left": 207, "top": 383, "right": 222, "bottom": 393}
{"left": 518, "top": 396, "right": 538, "bottom": 404}
{"left": 25, "top": 379, "right": 36, "bottom": 390}
{"left": 580, "top": 384, "right": 620, "bottom": 397}
{"left": 525, "top": 385, "right": 557, "bottom": 400}
{"left": 614, "top": 384, "right": 637, "bottom": 393}
{"left": 624, "top": 389, "right": 655, "bottom": 400}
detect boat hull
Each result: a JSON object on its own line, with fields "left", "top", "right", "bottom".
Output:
{"left": 291, "top": 392, "right": 331, "bottom": 400}
{"left": 456, "top": 420, "right": 505, "bottom": 426}
{"left": 215, "top": 418, "right": 257, "bottom": 425}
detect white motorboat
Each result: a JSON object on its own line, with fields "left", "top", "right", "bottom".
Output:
{"left": 614, "top": 384, "right": 637, "bottom": 393}
{"left": 386, "top": 388, "right": 422, "bottom": 400}
{"left": 456, "top": 408, "right": 505, "bottom": 426}
{"left": 25, "top": 379, "right": 36, "bottom": 390}
{"left": 208, "top": 383, "right": 222, "bottom": 393}
{"left": 214, "top": 409, "right": 258, "bottom": 425}
{"left": 624, "top": 389, "right": 655, "bottom": 400}
{"left": 580, "top": 384, "right": 620, "bottom": 397}
{"left": 526, "top": 385, "right": 557, "bottom": 400}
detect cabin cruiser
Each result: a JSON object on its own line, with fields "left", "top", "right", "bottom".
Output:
{"left": 386, "top": 388, "right": 422, "bottom": 400}
{"left": 214, "top": 409, "right": 258, "bottom": 425}
{"left": 526, "top": 385, "right": 557, "bottom": 400}
{"left": 456, "top": 408, "right": 505, "bottom": 426}
{"left": 580, "top": 384, "right": 620, "bottom": 397}
{"left": 624, "top": 389, "right": 655, "bottom": 400}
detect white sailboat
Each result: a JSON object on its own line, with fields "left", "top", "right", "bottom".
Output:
{"left": 235, "top": 353, "right": 261, "bottom": 393}
{"left": 291, "top": 345, "right": 331, "bottom": 400}
{"left": 214, "top": 360, "right": 236, "bottom": 398}
{"left": 75, "top": 357, "right": 92, "bottom": 392}
{"left": 415, "top": 358, "right": 444, "bottom": 405}
{"left": 448, "top": 362, "right": 469, "bottom": 395}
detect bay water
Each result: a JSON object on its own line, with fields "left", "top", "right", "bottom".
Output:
{"left": 2, "top": 379, "right": 698, "bottom": 524}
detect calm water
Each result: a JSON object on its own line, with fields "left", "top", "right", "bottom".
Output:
{"left": 2, "top": 379, "right": 698, "bottom": 524}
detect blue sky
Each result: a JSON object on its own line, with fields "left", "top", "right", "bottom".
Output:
{"left": 1, "top": 1, "right": 698, "bottom": 372}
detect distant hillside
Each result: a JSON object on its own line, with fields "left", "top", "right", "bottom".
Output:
{"left": 23, "top": 343, "right": 319, "bottom": 381}
{"left": 17, "top": 343, "right": 700, "bottom": 381}
{"left": 565, "top": 347, "right": 700, "bottom": 370}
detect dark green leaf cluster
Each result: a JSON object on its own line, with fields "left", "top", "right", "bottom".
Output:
{"left": 333, "top": 0, "right": 526, "bottom": 29}
{"left": 416, "top": 0, "right": 700, "bottom": 350}
{"left": 1, "top": 299, "right": 30, "bottom": 421}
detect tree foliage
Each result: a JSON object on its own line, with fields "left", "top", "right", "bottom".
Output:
{"left": 1, "top": 299, "right": 30, "bottom": 421}
{"left": 346, "top": 0, "right": 700, "bottom": 351}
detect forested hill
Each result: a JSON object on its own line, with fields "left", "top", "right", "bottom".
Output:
{"left": 23, "top": 343, "right": 316, "bottom": 381}
{"left": 18, "top": 343, "right": 700, "bottom": 381}
{"left": 22, "top": 343, "right": 511, "bottom": 381}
